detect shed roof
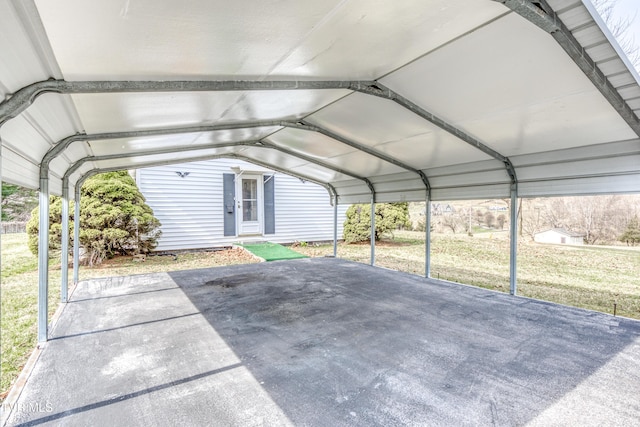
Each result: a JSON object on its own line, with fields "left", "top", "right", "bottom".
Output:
{"left": 535, "top": 228, "right": 586, "bottom": 238}
{"left": 1, "top": 0, "right": 639, "bottom": 203}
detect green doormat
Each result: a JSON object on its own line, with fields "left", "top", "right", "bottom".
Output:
{"left": 239, "top": 242, "right": 308, "bottom": 261}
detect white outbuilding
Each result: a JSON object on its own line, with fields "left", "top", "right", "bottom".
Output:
{"left": 534, "top": 228, "right": 585, "bottom": 245}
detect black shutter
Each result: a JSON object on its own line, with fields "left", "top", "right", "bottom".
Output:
{"left": 223, "top": 173, "right": 236, "bottom": 236}
{"left": 264, "top": 175, "right": 275, "bottom": 234}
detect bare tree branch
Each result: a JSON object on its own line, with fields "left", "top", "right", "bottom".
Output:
{"left": 592, "top": 0, "right": 640, "bottom": 69}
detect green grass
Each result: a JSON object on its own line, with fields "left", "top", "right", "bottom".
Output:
{"left": 296, "top": 230, "right": 640, "bottom": 319}
{"left": 1, "top": 234, "right": 58, "bottom": 400}
{"left": 2, "top": 231, "right": 639, "bottom": 399}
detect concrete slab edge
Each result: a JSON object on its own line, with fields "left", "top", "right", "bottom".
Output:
{"left": 1, "top": 281, "right": 78, "bottom": 426}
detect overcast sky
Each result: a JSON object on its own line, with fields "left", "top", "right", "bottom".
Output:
{"left": 607, "top": 0, "right": 640, "bottom": 71}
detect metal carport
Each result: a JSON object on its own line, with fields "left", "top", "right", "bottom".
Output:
{"left": 0, "top": 0, "right": 639, "bottom": 346}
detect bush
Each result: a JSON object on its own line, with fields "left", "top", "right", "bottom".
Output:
{"left": 619, "top": 216, "right": 640, "bottom": 246}
{"left": 343, "top": 203, "right": 410, "bottom": 243}
{"left": 27, "top": 171, "right": 161, "bottom": 265}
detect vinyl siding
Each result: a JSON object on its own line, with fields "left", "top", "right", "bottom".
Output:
{"left": 137, "top": 158, "right": 347, "bottom": 251}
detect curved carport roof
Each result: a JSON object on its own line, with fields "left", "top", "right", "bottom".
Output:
{"left": 1, "top": 0, "right": 639, "bottom": 342}
{"left": 1, "top": 0, "right": 638, "bottom": 203}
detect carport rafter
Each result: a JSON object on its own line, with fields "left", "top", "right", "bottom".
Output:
{"left": 7, "top": 78, "right": 510, "bottom": 189}
{"left": 256, "top": 141, "right": 377, "bottom": 196}
{"left": 41, "top": 120, "right": 411, "bottom": 195}
{"left": 61, "top": 139, "right": 375, "bottom": 193}
{"left": 39, "top": 120, "right": 286, "bottom": 176}
{"left": 351, "top": 82, "right": 518, "bottom": 187}
{"left": 0, "top": 80, "right": 374, "bottom": 126}
{"left": 286, "top": 121, "right": 431, "bottom": 192}
{"left": 493, "top": 0, "right": 640, "bottom": 138}
{"left": 69, "top": 152, "right": 340, "bottom": 206}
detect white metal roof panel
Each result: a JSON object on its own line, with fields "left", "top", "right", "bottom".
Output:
{"left": 268, "top": 0, "right": 507, "bottom": 79}
{"left": 373, "top": 134, "right": 493, "bottom": 171}
{"left": 380, "top": 12, "right": 637, "bottom": 155}
{"left": 265, "top": 128, "right": 357, "bottom": 159}
{"left": 305, "top": 92, "right": 493, "bottom": 169}
{"left": 86, "top": 126, "right": 281, "bottom": 157}
{"left": 25, "top": 95, "right": 81, "bottom": 142}
{"left": 519, "top": 174, "right": 640, "bottom": 198}
{"left": 33, "top": 0, "right": 350, "bottom": 80}
{"left": 0, "top": 114, "right": 51, "bottom": 164}
{"left": 0, "top": 1, "right": 53, "bottom": 94}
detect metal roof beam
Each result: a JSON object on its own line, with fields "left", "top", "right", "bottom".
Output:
{"left": 76, "top": 152, "right": 335, "bottom": 197}
{"left": 352, "top": 83, "right": 518, "bottom": 187}
{"left": 41, "top": 120, "right": 411, "bottom": 195}
{"left": 283, "top": 121, "right": 430, "bottom": 192}
{"left": 41, "top": 119, "right": 415, "bottom": 188}
{"left": 62, "top": 139, "right": 373, "bottom": 194}
{"left": 230, "top": 155, "right": 340, "bottom": 200}
{"left": 62, "top": 141, "right": 258, "bottom": 180}
{"left": 7, "top": 78, "right": 496, "bottom": 190}
{"left": 258, "top": 140, "right": 376, "bottom": 194}
{"left": 40, "top": 120, "right": 285, "bottom": 176}
{"left": 0, "top": 79, "right": 375, "bottom": 127}
{"left": 61, "top": 138, "right": 369, "bottom": 185}
{"left": 493, "top": 0, "right": 640, "bottom": 137}
{"left": 40, "top": 124, "right": 289, "bottom": 183}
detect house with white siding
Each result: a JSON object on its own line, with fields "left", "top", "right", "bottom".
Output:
{"left": 136, "top": 159, "right": 347, "bottom": 251}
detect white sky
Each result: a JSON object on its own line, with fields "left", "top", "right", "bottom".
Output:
{"left": 606, "top": 0, "right": 640, "bottom": 71}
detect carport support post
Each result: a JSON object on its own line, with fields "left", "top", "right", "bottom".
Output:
{"left": 73, "top": 183, "right": 81, "bottom": 284}
{"left": 370, "top": 198, "right": 375, "bottom": 266}
{"left": 425, "top": 197, "right": 431, "bottom": 278}
{"left": 0, "top": 141, "right": 3, "bottom": 308}
{"left": 37, "top": 173, "right": 50, "bottom": 343}
{"left": 509, "top": 187, "right": 518, "bottom": 295}
{"left": 60, "top": 180, "right": 70, "bottom": 303}
{"left": 333, "top": 193, "right": 338, "bottom": 257}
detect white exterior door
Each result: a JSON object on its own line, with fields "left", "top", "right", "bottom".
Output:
{"left": 237, "top": 175, "right": 263, "bottom": 235}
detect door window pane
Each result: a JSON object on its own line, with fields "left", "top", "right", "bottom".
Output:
{"left": 242, "top": 179, "right": 258, "bottom": 221}
{"left": 243, "top": 201, "right": 257, "bottom": 221}
{"left": 242, "top": 179, "right": 257, "bottom": 200}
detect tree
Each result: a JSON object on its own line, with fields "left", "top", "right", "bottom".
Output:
{"left": 343, "top": 203, "right": 410, "bottom": 243}
{"left": 441, "top": 211, "right": 461, "bottom": 234}
{"left": 496, "top": 214, "right": 506, "bottom": 230}
{"left": 593, "top": 0, "right": 640, "bottom": 69}
{"left": 476, "top": 210, "right": 484, "bottom": 226}
{"left": 517, "top": 195, "right": 640, "bottom": 244}
{"left": 2, "top": 183, "right": 37, "bottom": 221}
{"left": 619, "top": 216, "right": 640, "bottom": 246}
{"left": 27, "top": 171, "right": 161, "bottom": 266}
{"left": 484, "top": 211, "right": 495, "bottom": 229}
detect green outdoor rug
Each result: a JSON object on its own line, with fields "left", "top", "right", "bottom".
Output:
{"left": 239, "top": 242, "right": 308, "bottom": 262}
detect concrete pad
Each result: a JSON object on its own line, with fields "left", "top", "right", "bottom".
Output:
{"left": 4, "top": 258, "right": 640, "bottom": 426}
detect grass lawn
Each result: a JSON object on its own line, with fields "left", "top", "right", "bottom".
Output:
{"left": 296, "top": 230, "right": 640, "bottom": 319}
{"left": 2, "top": 231, "right": 639, "bottom": 399}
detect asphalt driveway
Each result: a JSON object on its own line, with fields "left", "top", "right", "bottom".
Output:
{"left": 4, "top": 258, "right": 640, "bottom": 426}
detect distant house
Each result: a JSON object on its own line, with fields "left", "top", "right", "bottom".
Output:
{"left": 534, "top": 228, "right": 585, "bottom": 245}
{"left": 136, "top": 158, "right": 347, "bottom": 251}
{"left": 432, "top": 203, "right": 455, "bottom": 216}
